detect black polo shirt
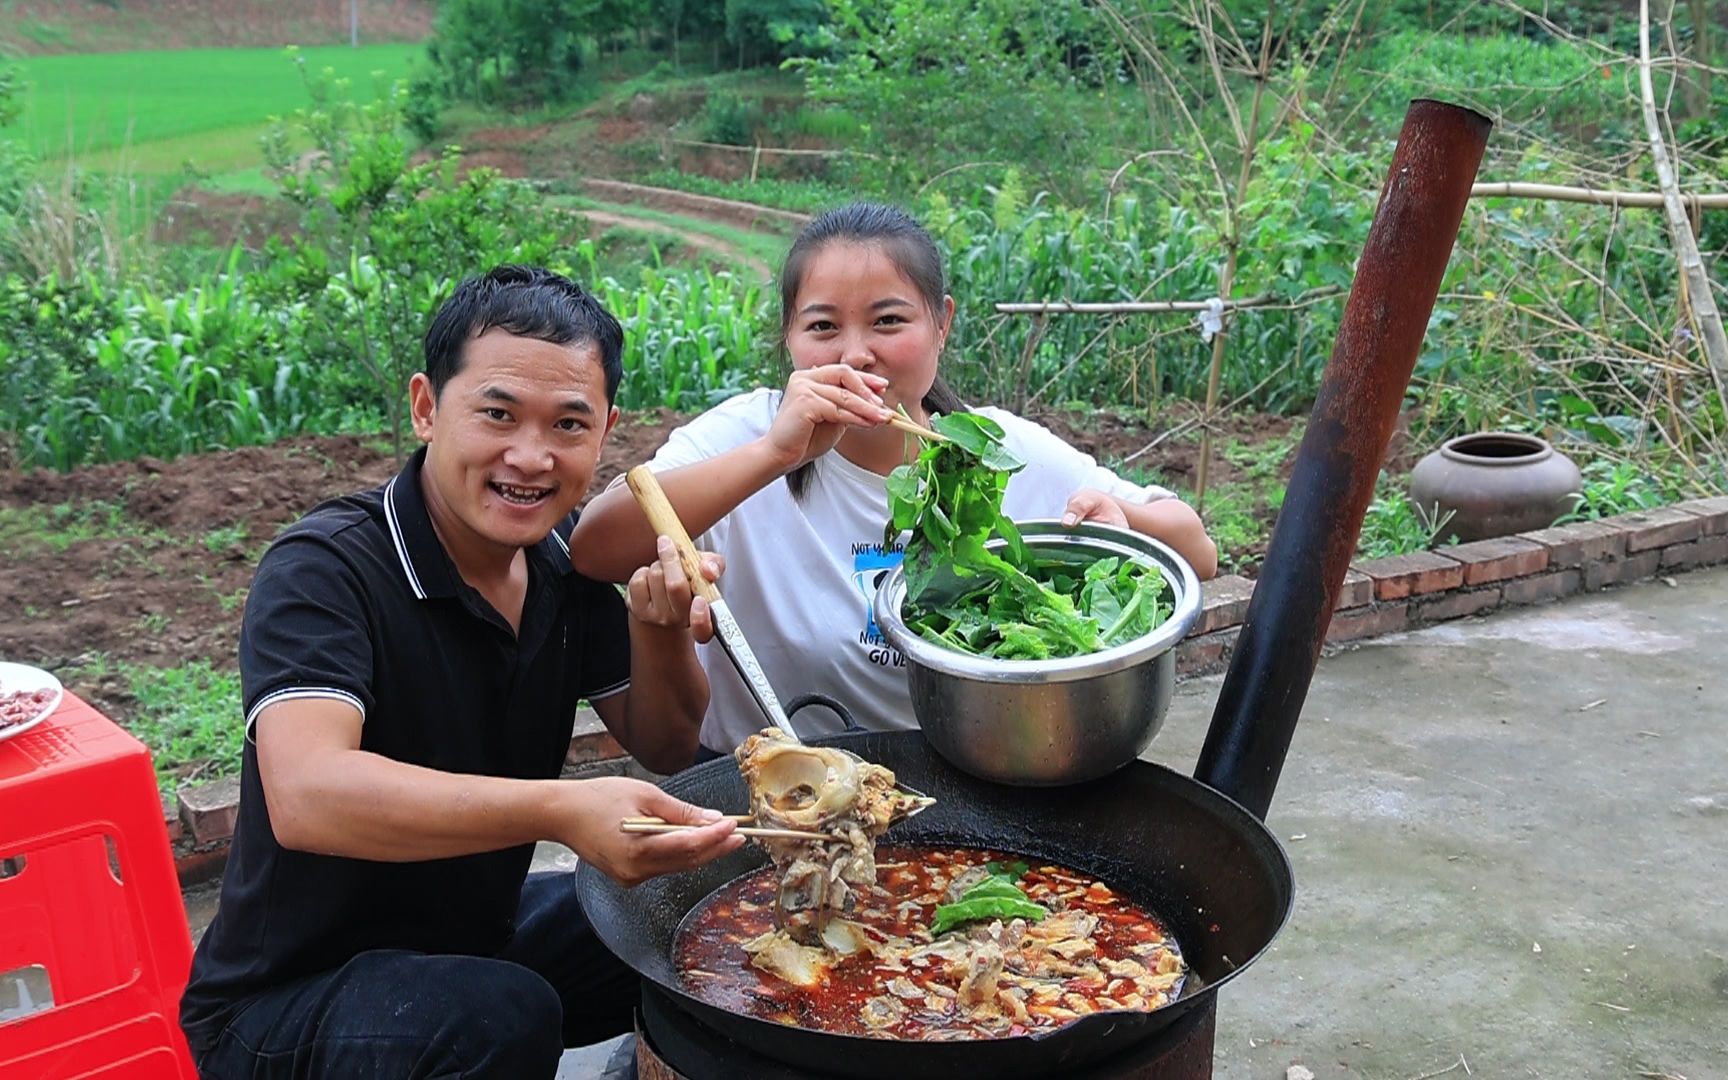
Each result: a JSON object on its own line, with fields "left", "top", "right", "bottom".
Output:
{"left": 179, "top": 448, "right": 632, "bottom": 1051}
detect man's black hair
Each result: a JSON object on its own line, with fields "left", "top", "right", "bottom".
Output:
{"left": 423, "top": 265, "right": 625, "bottom": 402}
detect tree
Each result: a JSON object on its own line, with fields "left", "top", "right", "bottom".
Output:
{"left": 725, "top": 0, "right": 831, "bottom": 66}
{"left": 258, "top": 53, "right": 563, "bottom": 460}
{"left": 804, "top": 0, "right": 1119, "bottom": 195}
{"left": 428, "top": 0, "right": 619, "bottom": 105}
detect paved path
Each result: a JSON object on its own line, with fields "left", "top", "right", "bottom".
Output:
{"left": 1154, "top": 569, "right": 1727, "bottom": 1080}
{"left": 189, "top": 569, "right": 1728, "bottom": 1078}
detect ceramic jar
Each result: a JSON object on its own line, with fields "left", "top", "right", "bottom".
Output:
{"left": 1408, "top": 432, "right": 1582, "bottom": 543}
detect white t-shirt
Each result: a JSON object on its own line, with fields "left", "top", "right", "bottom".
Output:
{"left": 632, "top": 388, "right": 1175, "bottom": 752}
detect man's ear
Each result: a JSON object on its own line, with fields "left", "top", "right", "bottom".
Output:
{"left": 409, "top": 373, "right": 437, "bottom": 442}
{"left": 602, "top": 404, "right": 620, "bottom": 439}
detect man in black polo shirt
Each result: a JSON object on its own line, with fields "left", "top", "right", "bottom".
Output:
{"left": 180, "top": 266, "right": 743, "bottom": 1078}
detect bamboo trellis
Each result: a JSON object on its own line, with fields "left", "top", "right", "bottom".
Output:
{"left": 992, "top": 182, "right": 1728, "bottom": 508}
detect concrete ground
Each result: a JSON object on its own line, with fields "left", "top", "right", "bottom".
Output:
{"left": 1174, "top": 570, "right": 1728, "bottom": 1080}
{"left": 185, "top": 569, "right": 1728, "bottom": 1079}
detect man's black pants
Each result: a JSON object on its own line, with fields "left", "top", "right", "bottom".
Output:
{"left": 191, "top": 872, "right": 635, "bottom": 1079}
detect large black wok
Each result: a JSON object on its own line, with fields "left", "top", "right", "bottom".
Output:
{"left": 577, "top": 729, "right": 1292, "bottom": 1079}
{"left": 580, "top": 99, "right": 1491, "bottom": 1078}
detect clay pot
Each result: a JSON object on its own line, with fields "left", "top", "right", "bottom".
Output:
{"left": 1408, "top": 432, "right": 1582, "bottom": 543}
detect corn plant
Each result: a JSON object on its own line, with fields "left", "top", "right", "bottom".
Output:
{"left": 0, "top": 259, "right": 333, "bottom": 469}
{"left": 576, "top": 240, "right": 776, "bottom": 411}
{"left": 928, "top": 155, "right": 1367, "bottom": 415}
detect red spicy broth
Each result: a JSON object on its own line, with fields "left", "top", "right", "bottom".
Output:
{"left": 675, "top": 844, "right": 1186, "bottom": 1041}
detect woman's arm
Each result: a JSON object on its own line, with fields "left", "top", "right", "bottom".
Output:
{"left": 573, "top": 440, "right": 791, "bottom": 583}
{"left": 1063, "top": 489, "right": 1220, "bottom": 580}
{"left": 572, "top": 365, "right": 893, "bottom": 582}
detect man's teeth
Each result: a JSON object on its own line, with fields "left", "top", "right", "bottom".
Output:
{"left": 493, "top": 482, "right": 551, "bottom": 505}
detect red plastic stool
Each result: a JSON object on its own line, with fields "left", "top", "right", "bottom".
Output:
{"left": 0, "top": 692, "right": 196, "bottom": 1078}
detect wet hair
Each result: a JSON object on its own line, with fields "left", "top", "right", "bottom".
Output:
{"left": 423, "top": 264, "right": 626, "bottom": 403}
{"left": 778, "top": 203, "right": 967, "bottom": 500}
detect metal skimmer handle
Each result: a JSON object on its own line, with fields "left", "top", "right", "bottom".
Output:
{"left": 624, "top": 465, "right": 802, "bottom": 744}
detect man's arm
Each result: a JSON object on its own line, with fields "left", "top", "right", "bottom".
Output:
{"left": 255, "top": 698, "right": 739, "bottom": 884}
{"left": 588, "top": 536, "right": 717, "bottom": 773}
{"left": 591, "top": 624, "right": 706, "bottom": 774}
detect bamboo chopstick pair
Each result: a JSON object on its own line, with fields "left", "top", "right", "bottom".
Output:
{"left": 885, "top": 412, "right": 947, "bottom": 443}
{"left": 619, "top": 815, "right": 842, "bottom": 843}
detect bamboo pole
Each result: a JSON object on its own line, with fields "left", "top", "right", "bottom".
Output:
{"left": 661, "top": 137, "right": 875, "bottom": 160}
{"left": 1196, "top": 0, "right": 1281, "bottom": 511}
{"left": 1470, "top": 181, "right": 1728, "bottom": 209}
{"left": 994, "top": 285, "right": 1344, "bottom": 316}
{"left": 1639, "top": 0, "right": 1728, "bottom": 403}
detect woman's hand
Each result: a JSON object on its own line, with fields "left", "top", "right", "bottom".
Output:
{"left": 626, "top": 535, "right": 725, "bottom": 643}
{"left": 1064, "top": 491, "right": 1219, "bottom": 579}
{"left": 562, "top": 777, "right": 743, "bottom": 887}
{"left": 1061, "top": 488, "right": 1130, "bottom": 529}
{"left": 762, "top": 364, "right": 894, "bottom": 471}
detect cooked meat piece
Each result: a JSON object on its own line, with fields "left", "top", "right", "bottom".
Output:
{"left": 735, "top": 730, "right": 928, "bottom": 945}
{"left": 861, "top": 994, "right": 906, "bottom": 1030}
{"left": 942, "top": 865, "right": 993, "bottom": 903}
{"left": 1045, "top": 937, "right": 1096, "bottom": 962}
{"left": 957, "top": 941, "right": 1004, "bottom": 1008}
{"left": 1023, "top": 910, "right": 1098, "bottom": 942}
{"left": 742, "top": 930, "right": 832, "bottom": 988}
{"left": 1104, "top": 957, "right": 1147, "bottom": 979}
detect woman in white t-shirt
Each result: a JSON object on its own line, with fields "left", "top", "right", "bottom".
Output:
{"left": 572, "top": 203, "right": 1216, "bottom": 757}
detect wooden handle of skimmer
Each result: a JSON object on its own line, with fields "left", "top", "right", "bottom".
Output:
{"left": 625, "top": 466, "right": 721, "bottom": 603}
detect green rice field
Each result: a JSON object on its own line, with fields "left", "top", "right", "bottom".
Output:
{"left": 3, "top": 43, "right": 422, "bottom": 173}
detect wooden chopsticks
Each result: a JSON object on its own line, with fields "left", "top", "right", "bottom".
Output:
{"left": 885, "top": 412, "right": 948, "bottom": 443}
{"left": 620, "top": 816, "right": 840, "bottom": 843}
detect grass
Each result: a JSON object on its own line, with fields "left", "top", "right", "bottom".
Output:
{"left": 198, "top": 165, "right": 278, "bottom": 195}
{"left": 67, "top": 655, "right": 243, "bottom": 793}
{"left": 0, "top": 500, "right": 170, "bottom": 557}
{"left": 202, "top": 523, "right": 250, "bottom": 553}
{"left": 1357, "top": 486, "right": 1458, "bottom": 559}
{"left": 1122, "top": 429, "right": 1301, "bottom": 574}
{"left": 5, "top": 44, "right": 423, "bottom": 172}
{"left": 584, "top": 226, "right": 719, "bottom": 281}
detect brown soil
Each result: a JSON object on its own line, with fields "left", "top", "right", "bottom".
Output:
{"left": 152, "top": 189, "right": 302, "bottom": 250}
{"left": 596, "top": 116, "right": 650, "bottom": 145}
{"left": 0, "top": 411, "right": 681, "bottom": 705}
{"left": 0, "top": 404, "right": 1293, "bottom": 700}
{"left": 579, "top": 179, "right": 810, "bottom": 233}
{"left": 1026, "top": 402, "right": 1305, "bottom": 490}
{"left": 1, "top": 0, "right": 433, "bottom": 54}
{"left": 0, "top": 401, "right": 1321, "bottom": 780}
{"left": 422, "top": 123, "right": 557, "bottom": 180}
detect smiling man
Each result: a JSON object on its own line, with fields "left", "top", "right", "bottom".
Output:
{"left": 179, "top": 266, "right": 741, "bottom": 1079}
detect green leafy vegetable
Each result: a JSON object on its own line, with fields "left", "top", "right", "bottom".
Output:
{"left": 929, "top": 896, "right": 1049, "bottom": 936}
{"left": 928, "top": 860, "right": 1049, "bottom": 936}
{"left": 886, "top": 413, "right": 1171, "bottom": 659}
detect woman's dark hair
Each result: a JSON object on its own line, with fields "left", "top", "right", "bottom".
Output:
{"left": 778, "top": 203, "right": 966, "bottom": 500}
{"left": 423, "top": 264, "right": 626, "bottom": 403}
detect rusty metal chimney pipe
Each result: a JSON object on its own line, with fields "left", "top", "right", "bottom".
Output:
{"left": 1197, "top": 100, "right": 1492, "bottom": 820}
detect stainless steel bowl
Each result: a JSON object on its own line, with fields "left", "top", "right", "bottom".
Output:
{"left": 872, "top": 520, "right": 1202, "bottom": 786}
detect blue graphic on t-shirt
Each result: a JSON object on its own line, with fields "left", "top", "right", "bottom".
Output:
{"left": 851, "top": 549, "right": 904, "bottom": 641}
